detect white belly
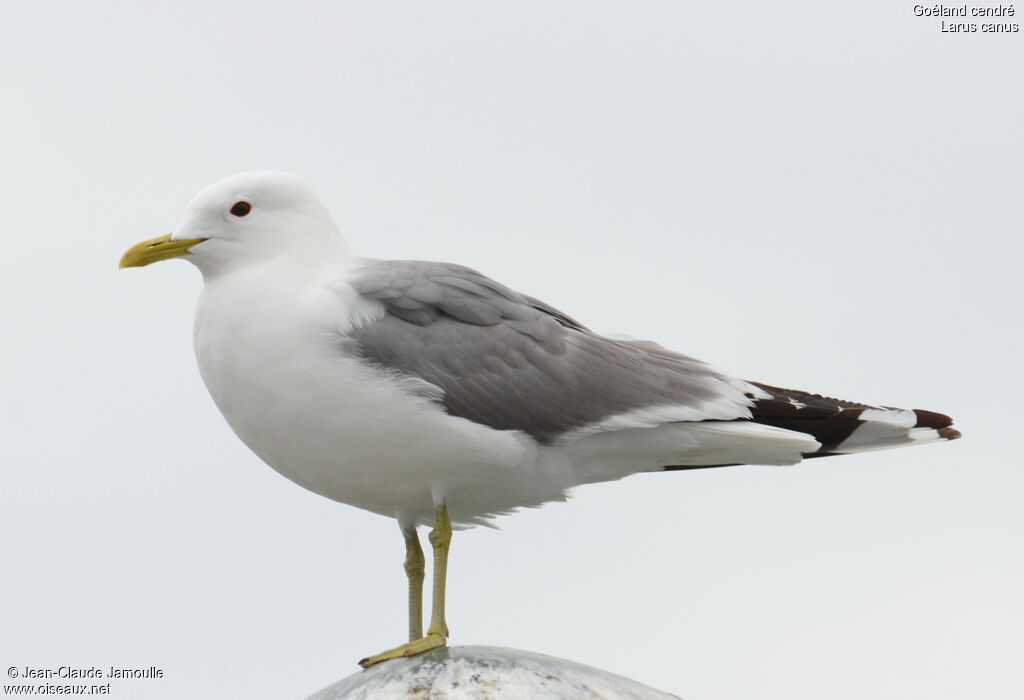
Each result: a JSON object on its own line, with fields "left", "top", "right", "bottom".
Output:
{"left": 191, "top": 266, "right": 548, "bottom": 526}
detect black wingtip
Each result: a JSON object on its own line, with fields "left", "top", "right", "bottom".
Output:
{"left": 938, "top": 426, "right": 962, "bottom": 440}
{"left": 912, "top": 408, "right": 955, "bottom": 429}
{"left": 912, "top": 409, "right": 961, "bottom": 440}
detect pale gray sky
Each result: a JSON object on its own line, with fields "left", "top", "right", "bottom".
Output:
{"left": 2, "top": 2, "right": 1021, "bottom": 699}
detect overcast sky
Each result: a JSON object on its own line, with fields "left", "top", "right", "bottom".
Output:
{"left": 2, "top": 2, "right": 1021, "bottom": 699}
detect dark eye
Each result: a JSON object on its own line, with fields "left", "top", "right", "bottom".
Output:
{"left": 230, "top": 201, "right": 252, "bottom": 217}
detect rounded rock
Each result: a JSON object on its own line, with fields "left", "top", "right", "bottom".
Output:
{"left": 306, "top": 646, "right": 680, "bottom": 699}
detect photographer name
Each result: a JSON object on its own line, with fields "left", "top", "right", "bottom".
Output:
{"left": 20, "top": 666, "right": 165, "bottom": 680}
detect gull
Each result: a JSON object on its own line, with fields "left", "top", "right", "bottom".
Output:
{"left": 120, "top": 171, "right": 960, "bottom": 667}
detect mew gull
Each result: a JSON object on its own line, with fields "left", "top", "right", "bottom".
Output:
{"left": 120, "top": 171, "right": 960, "bottom": 667}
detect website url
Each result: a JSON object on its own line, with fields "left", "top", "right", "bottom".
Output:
{"left": 3, "top": 684, "right": 110, "bottom": 695}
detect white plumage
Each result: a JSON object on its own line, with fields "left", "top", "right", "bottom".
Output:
{"left": 120, "top": 170, "right": 959, "bottom": 665}
{"left": 121, "top": 170, "right": 959, "bottom": 527}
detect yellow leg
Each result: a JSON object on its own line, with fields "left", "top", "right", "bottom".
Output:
{"left": 403, "top": 525, "right": 424, "bottom": 642}
{"left": 359, "top": 504, "right": 452, "bottom": 668}
{"left": 426, "top": 503, "right": 453, "bottom": 639}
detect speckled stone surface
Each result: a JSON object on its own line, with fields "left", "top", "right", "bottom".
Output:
{"left": 306, "top": 646, "right": 680, "bottom": 699}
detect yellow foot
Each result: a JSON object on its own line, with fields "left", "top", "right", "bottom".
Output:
{"left": 358, "top": 632, "right": 446, "bottom": 668}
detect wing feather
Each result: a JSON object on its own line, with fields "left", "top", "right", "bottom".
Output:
{"left": 344, "top": 260, "right": 757, "bottom": 443}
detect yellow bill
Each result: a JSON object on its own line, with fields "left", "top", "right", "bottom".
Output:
{"left": 119, "top": 233, "right": 208, "bottom": 269}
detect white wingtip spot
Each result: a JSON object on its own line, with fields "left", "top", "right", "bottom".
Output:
{"left": 859, "top": 408, "right": 916, "bottom": 428}
{"left": 835, "top": 410, "right": 948, "bottom": 453}
{"left": 908, "top": 427, "right": 942, "bottom": 442}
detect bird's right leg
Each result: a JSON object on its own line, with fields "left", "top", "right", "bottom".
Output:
{"left": 402, "top": 523, "right": 425, "bottom": 642}
{"left": 359, "top": 504, "right": 451, "bottom": 668}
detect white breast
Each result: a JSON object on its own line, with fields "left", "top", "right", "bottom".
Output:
{"left": 191, "top": 261, "right": 545, "bottom": 526}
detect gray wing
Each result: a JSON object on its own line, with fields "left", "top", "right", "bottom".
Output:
{"left": 345, "top": 260, "right": 756, "bottom": 443}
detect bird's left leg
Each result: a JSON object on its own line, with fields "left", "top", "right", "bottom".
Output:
{"left": 424, "top": 502, "right": 453, "bottom": 640}
{"left": 359, "top": 503, "right": 452, "bottom": 668}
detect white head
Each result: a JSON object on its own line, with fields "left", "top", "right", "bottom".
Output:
{"left": 120, "top": 171, "right": 347, "bottom": 279}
